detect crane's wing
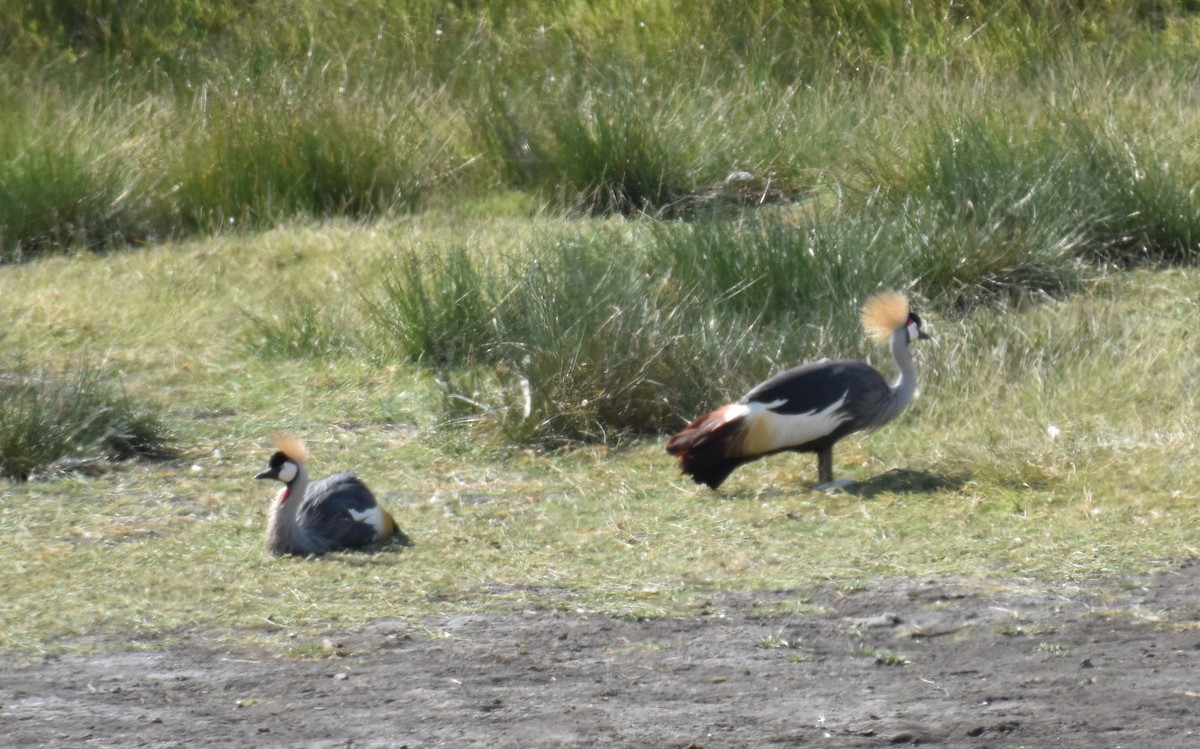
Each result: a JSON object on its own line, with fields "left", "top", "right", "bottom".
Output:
{"left": 742, "top": 359, "right": 891, "bottom": 423}
{"left": 298, "top": 472, "right": 384, "bottom": 550}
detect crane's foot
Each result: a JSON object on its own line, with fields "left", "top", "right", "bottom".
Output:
{"left": 812, "top": 477, "right": 856, "bottom": 492}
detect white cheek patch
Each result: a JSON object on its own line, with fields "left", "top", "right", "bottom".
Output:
{"left": 348, "top": 506, "right": 386, "bottom": 537}
{"left": 277, "top": 461, "right": 298, "bottom": 483}
{"left": 906, "top": 320, "right": 921, "bottom": 342}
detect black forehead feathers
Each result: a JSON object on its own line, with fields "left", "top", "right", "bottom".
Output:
{"left": 268, "top": 451, "right": 291, "bottom": 468}
{"left": 908, "top": 312, "right": 923, "bottom": 326}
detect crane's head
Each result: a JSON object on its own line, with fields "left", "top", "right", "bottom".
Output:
{"left": 861, "top": 290, "right": 931, "bottom": 345}
{"left": 904, "top": 311, "right": 931, "bottom": 343}
{"left": 254, "top": 435, "right": 308, "bottom": 484}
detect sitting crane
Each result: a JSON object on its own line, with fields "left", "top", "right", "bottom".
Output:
{"left": 254, "top": 435, "right": 408, "bottom": 556}
{"left": 666, "top": 290, "right": 931, "bottom": 490}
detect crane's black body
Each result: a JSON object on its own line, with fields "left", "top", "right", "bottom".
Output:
{"left": 745, "top": 359, "right": 891, "bottom": 420}
{"left": 677, "top": 359, "right": 892, "bottom": 490}
{"left": 295, "top": 471, "right": 384, "bottom": 550}
{"left": 256, "top": 447, "right": 406, "bottom": 556}
{"left": 667, "top": 291, "right": 929, "bottom": 490}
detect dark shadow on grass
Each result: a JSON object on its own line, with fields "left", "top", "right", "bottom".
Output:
{"left": 843, "top": 468, "right": 969, "bottom": 498}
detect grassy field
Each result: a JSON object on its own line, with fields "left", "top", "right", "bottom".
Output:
{"left": 1, "top": 214, "right": 1198, "bottom": 654}
{"left": 2, "top": 2, "right": 1200, "bottom": 654}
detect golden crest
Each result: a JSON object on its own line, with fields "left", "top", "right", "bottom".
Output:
{"left": 272, "top": 434, "right": 309, "bottom": 466}
{"left": 860, "top": 290, "right": 911, "bottom": 344}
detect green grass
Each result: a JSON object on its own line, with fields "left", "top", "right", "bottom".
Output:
{"left": 0, "top": 88, "right": 152, "bottom": 259}
{"left": 357, "top": 182, "right": 1196, "bottom": 446}
{"left": 2, "top": 1, "right": 1200, "bottom": 655}
{"left": 1, "top": 213, "right": 1198, "bottom": 655}
{"left": 5, "top": 3, "right": 1200, "bottom": 255}
{"left": 168, "top": 74, "right": 444, "bottom": 232}
{"left": 0, "top": 360, "right": 171, "bottom": 481}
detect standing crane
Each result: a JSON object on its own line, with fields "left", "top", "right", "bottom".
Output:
{"left": 666, "top": 290, "right": 931, "bottom": 490}
{"left": 254, "top": 435, "right": 407, "bottom": 556}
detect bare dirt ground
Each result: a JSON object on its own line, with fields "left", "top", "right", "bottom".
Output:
{"left": 5, "top": 563, "right": 1200, "bottom": 748}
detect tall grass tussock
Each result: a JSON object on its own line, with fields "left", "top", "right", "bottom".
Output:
{"left": 5, "top": 2, "right": 1200, "bottom": 255}
{"left": 0, "top": 361, "right": 171, "bottom": 481}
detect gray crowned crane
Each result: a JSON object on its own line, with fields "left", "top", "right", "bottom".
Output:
{"left": 255, "top": 435, "right": 408, "bottom": 556}
{"left": 666, "top": 290, "right": 930, "bottom": 490}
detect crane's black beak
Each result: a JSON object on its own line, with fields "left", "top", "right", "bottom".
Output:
{"left": 919, "top": 329, "right": 932, "bottom": 341}
{"left": 255, "top": 467, "right": 279, "bottom": 480}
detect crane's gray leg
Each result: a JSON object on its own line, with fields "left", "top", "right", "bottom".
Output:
{"left": 813, "top": 448, "right": 854, "bottom": 491}
{"left": 817, "top": 449, "right": 833, "bottom": 484}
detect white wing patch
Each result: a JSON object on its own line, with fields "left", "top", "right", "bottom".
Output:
{"left": 723, "top": 403, "right": 752, "bottom": 422}
{"left": 740, "top": 393, "right": 851, "bottom": 455}
{"left": 348, "top": 506, "right": 386, "bottom": 538}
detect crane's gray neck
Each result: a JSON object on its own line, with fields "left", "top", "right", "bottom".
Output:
{"left": 877, "top": 327, "right": 919, "bottom": 425}
{"left": 266, "top": 464, "right": 314, "bottom": 556}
